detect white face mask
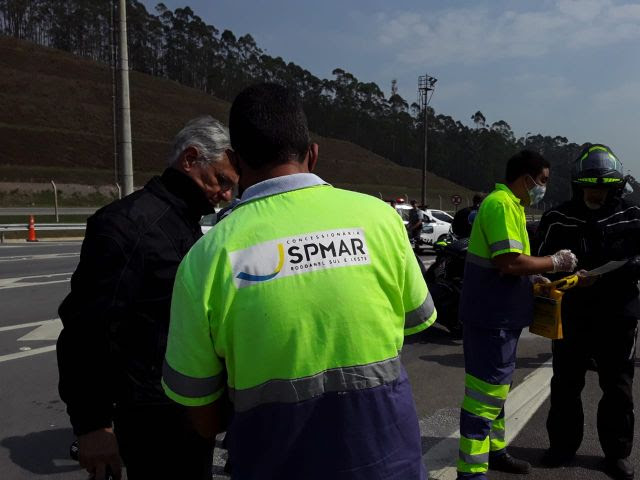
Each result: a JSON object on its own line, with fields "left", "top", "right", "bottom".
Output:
{"left": 527, "top": 175, "right": 546, "bottom": 205}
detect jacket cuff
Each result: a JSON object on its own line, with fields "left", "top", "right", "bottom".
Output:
{"left": 69, "top": 405, "right": 113, "bottom": 436}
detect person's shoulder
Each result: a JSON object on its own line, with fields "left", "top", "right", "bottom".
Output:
{"left": 615, "top": 198, "right": 640, "bottom": 221}
{"left": 88, "top": 187, "right": 167, "bottom": 237}
{"left": 619, "top": 197, "right": 640, "bottom": 210}
{"left": 328, "top": 187, "right": 398, "bottom": 213}
{"left": 485, "top": 188, "right": 510, "bottom": 203}
{"left": 478, "top": 190, "right": 509, "bottom": 215}
{"left": 544, "top": 200, "right": 573, "bottom": 215}
{"left": 540, "top": 201, "right": 580, "bottom": 223}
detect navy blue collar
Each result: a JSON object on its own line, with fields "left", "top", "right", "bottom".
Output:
{"left": 237, "top": 173, "right": 329, "bottom": 206}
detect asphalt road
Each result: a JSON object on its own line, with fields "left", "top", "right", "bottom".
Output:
{"left": 0, "top": 241, "right": 638, "bottom": 480}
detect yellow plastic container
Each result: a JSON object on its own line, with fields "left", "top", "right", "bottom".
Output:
{"left": 530, "top": 275, "right": 579, "bottom": 340}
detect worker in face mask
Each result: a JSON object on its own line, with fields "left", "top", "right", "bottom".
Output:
{"left": 533, "top": 143, "right": 640, "bottom": 480}
{"left": 456, "top": 150, "right": 578, "bottom": 480}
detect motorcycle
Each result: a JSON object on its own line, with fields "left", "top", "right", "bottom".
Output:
{"left": 422, "top": 233, "right": 468, "bottom": 337}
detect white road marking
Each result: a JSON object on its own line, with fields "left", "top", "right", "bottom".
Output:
{"left": 0, "top": 242, "right": 81, "bottom": 247}
{"left": 0, "top": 318, "right": 59, "bottom": 332}
{"left": 0, "top": 272, "right": 72, "bottom": 290}
{"left": 0, "top": 252, "right": 79, "bottom": 262}
{"left": 426, "top": 361, "right": 553, "bottom": 479}
{"left": 18, "top": 318, "right": 63, "bottom": 341}
{"left": 0, "top": 319, "right": 62, "bottom": 364}
{"left": 0, "top": 345, "right": 56, "bottom": 363}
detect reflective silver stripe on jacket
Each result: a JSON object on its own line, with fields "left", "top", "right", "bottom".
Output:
{"left": 466, "top": 252, "right": 495, "bottom": 269}
{"left": 459, "top": 450, "right": 489, "bottom": 466}
{"left": 489, "top": 239, "right": 523, "bottom": 253}
{"left": 229, "top": 356, "right": 402, "bottom": 412}
{"left": 162, "top": 359, "right": 227, "bottom": 398}
{"left": 464, "top": 387, "right": 505, "bottom": 408}
{"left": 405, "top": 293, "right": 436, "bottom": 329}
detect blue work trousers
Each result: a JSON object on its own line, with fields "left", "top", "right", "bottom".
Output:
{"left": 457, "top": 325, "right": 522, "bottom": 480}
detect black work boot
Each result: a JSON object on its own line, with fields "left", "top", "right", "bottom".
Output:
{"left": 541, "top": 448, "right": 576, "bottom": 467}
{"left": 489, "top": 452, "right": 532, "bottom": 474}
{"left": 604, "top": 457, "right": 634, "bottom": 480}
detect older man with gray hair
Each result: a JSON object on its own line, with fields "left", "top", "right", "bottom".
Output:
{"left": 57, "top": 116, "right": 237, "bottom": 480}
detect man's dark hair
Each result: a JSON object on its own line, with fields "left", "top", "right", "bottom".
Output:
{"left": 229, "top": 83, "right": 311, "bottom": 169}
{"left": 505, "top": 150, "right": 550, "bottom": 183}
{"left": 472, "top": 193, "right": 485, "bottom": 206}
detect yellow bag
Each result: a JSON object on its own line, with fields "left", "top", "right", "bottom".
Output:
{"left": 530, "top": 275, "right": 579, "bottom": 340}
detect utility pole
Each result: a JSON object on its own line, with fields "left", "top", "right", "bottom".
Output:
{"left": 117, "top": 0, "right": 134, "bottom": 195}
{"left": 110, "top": 0, "right": 118, "bottom": 186}
{"left": 417, "top": 74, "right": 437, "bottom": 207}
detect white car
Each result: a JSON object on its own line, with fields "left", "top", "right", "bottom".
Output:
{"left": 200, "top": 208, "right": 222, "bottom": 234}
{"left": 395, "top": 205, "right": 452, "bottom": 246}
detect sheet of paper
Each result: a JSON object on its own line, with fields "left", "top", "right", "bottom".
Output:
{"left": 582, "top": 260, "right": 628, "bottom": 277}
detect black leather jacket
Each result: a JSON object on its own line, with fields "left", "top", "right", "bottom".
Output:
{"left": 533, "top": 195, "right": 640, "bottom": 321}
{"left": 57, "top": 168, "right": 212, "bottom": 435}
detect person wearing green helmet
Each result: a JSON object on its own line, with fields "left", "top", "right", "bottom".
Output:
{"left": 533, "top": 144, "right": 640, "bottom": 480}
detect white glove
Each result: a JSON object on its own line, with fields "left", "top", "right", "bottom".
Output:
{"left": 549, "top": 249, "right": 578, "bottom": 273}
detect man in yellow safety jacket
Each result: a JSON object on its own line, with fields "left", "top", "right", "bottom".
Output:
{"left": 456, "top": 150, "right": 578, "bottom": 480}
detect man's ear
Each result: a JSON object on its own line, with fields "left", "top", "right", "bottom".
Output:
{"left": 307, "top": 143, "right": 319, "bottom": 172}
{"left": 180, "top": 146, "right": 199, "bottom": 172}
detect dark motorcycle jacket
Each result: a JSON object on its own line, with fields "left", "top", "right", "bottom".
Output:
{"left": 533, "top": 195, "right": 640, "bottom": 321}
{"left": 57, "top": 168, "right": 213, "bottom": 435}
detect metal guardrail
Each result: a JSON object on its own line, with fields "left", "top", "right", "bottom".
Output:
{"left": 0, "top": 223, "right": 86, "bottom": 243}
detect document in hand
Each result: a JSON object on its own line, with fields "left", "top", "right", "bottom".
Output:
{"left": 580, "top": 259, "right": 628, "bottom": 277}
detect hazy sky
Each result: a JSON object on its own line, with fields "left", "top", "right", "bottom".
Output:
{"left": 140, "top": 0, "right": 640, "bottom": 174}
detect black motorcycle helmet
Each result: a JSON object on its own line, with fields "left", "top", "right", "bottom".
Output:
{"left": 572, "top": 143, "right": 625, "bottom": 188}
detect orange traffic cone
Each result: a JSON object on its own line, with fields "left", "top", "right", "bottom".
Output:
{"left": 27, "top": 215, "right": 37, "bottom": 242}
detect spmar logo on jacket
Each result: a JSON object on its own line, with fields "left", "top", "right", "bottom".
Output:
{"left": 229, "top": 228, "right": 370, "bottom": 288}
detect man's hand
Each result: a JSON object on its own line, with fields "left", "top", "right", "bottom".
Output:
{"left": 77, "top": 428, "right": 122, "bottom": 480}
{"left": 550, "top": 249, "right": 578, "bottom": 273}
{"left": 576, "top": 269, "right": 598, "bottom": 288}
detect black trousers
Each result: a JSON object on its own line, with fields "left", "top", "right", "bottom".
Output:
{"left": 114, "top": 403, "right": 214, "bottom": 480}
{"left": 547, "top": 315, "right": 638, "bottom": 459}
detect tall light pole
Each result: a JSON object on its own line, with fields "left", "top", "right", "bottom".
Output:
{"left": 418, "top": 74, "right": 437, "bottom": 207}
{"left": 110, "top": 0, "right": 118, "bottom": 188}
{"left": 117, "top": 0, "right": 134, "bottom": 195}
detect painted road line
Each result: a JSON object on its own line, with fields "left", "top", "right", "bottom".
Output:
{"left": 0, "top": 319, "right": 59, "bottom": 333}
{"left": 425, "top": 360, "right": 553, "bottom": 479}
{"left": 0, "top": 252, "right": 79, "bottom": 262}
{"left": 0, "top": 272, "right": 72, "bottom": 290}
{"left": 503, "top": 360, "right": 553, "bottom": 443}
{"left": 18, "top": 318, "right": 63, "bottom": 341}
{"left": 0, "top": 345, "right": 57, "bottom": 364}
{"left": 0, "top": 319, "right": 62, "bottom": 364}
{"left": 0, "top": 241, "right": 82, "bottom": 247}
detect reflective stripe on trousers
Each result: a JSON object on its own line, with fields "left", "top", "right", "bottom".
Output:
{"left": 458, "top": 374, "right": 510, "bottom": 475}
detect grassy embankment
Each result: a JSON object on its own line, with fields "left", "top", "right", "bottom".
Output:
{"left": 0, "top": 35, "right": 473, "bottom": 212}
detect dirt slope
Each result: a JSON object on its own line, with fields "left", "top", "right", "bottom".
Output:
{"left": 0, "top": 35, "right": 471, "bottom": 204}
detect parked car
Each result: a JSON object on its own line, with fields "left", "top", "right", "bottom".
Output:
{"left": 395, "top": 205, "right": 452, "bottom": 246}
{"left": 428, "top": 209, "right": 454, "bottom": 224}
{"left": 200, "top": 208, "right": 222, "bottom": 234}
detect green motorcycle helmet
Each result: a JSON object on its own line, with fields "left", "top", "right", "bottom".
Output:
{"left": 572, "top": 143, "right": 625, "bottom": 187}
